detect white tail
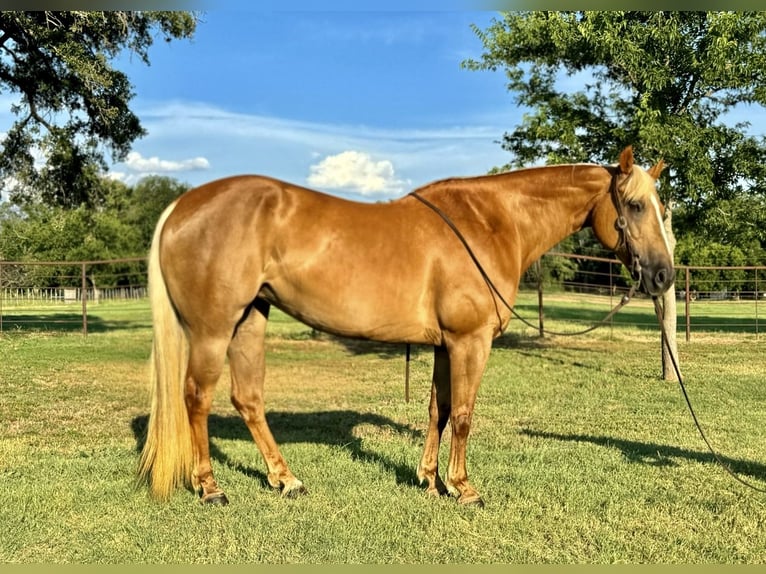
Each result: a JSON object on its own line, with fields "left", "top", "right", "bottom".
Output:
{"left": 137, "top": 200, "right": 195, "bottom": 500}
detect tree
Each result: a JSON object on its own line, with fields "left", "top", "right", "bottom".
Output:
{"left": 466, "top": 11, "right": 766, "bottom": 379}
{"left": 0, "top": 11, "right": 198, "bottom": 208}
{"left": 0, "top": 174, "right": 189, "bottom": 289}
{"left": 0, "top": 200, "right": 145, "bottom": 289}
{"left": 110, "top": 175, "right": 190, "bottom": 250}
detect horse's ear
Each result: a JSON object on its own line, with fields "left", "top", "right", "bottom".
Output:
{"left": 618, "top": 146, "right": 634, "bottom": 174}
{"left": 647, "top": 159, "right": 667, "bottom": 180}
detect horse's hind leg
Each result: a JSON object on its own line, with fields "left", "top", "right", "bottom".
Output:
{"left": 228, "top": 299, "right": 306, "bottom": 498}
{"left": 416, "top": 345, "right": 450, "bottom": 497}
{"left": 186, "top": 334, "right": 231, "bottom": 505}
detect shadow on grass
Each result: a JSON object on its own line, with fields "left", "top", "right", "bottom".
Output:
{"left": 324, "top": 330, "right": 553, "bottom": 359}
{"left": 511, "top": 302, "right": 660, "bottom": 331}
{"left": 0, "top": 312, "right": 151, "bottom": 334}
{"left": 3, "top": 306, "right": 760, "bottom": 339}
{"left": 521, "top": 427, "right": 766, "bottom": 484}
{"left": 514, "top": 301, "right": 765, "bottom": 335}
{"left": 332, "top": 336, "right": 412, "bottom": 359}
{"left": 131, "top": 410, "right": 424, "bottom": 491}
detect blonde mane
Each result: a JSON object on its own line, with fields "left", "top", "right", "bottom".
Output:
{"left": 622, "top": 165, "right": 660, "bottom": 204}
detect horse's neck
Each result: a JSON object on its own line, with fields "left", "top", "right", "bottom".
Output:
{"left": 418, "top": 164, "right": 610, "bottom": 266}
{"left": 512, "top": 165, "right": 609, "bottom": 266}
{"left": 457, "top": 165, "right": 610, "bottom": 269}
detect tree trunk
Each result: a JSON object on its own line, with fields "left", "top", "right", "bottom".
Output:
{"left": 661, "top": 207, "right": 679, "bottom": 382}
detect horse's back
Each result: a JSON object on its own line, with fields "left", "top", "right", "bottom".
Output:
{"left": 157, "top": 175, "right": 450, "bottom": 343}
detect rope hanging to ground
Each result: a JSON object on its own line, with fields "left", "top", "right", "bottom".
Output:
{"left": 652, "top": 296, "right": 766, "bottom": 494}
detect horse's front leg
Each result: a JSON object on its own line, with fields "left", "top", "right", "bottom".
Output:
{"left": 444, "top": 330, "right": 492, "bottom": 507}
{"left": 417, "top": 345, "right": 450, "bottom": 497}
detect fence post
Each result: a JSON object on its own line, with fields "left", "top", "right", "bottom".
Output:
{"left": 756, "top": 268, "right": 759, "bottom": 340}
{"left": 536, "top": 260, "right": 544, "bottom": 337}
{"left": 685, "top": 267, "right": 691, "bottom": 342}
{"left": 609, "top": 261, "right": 614, "bottom": 336}
{"left": 81, "top": 262, "right": 88, "bottom": 337}
{"left": 404, "top": 343, "right": 411, "bottom": 403}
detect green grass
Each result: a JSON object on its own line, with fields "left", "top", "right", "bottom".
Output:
{"left": 0, "top": 299, "right": 152, "bottom": 334}
{"left": 1, "top": 299, "right": 766, "bottom": 563}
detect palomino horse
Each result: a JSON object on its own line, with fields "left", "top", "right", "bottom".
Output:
{"left": 138, "top": 145, "right": 674, "bottom": 507}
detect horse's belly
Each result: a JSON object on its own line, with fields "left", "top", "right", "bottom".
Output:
{"left": 258, "top": 279, "right": 441, "bottom": 345}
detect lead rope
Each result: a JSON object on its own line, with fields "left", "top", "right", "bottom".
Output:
{"left": 402, "top": 186, "right": 635, "bottom": 403}
{"left": 653, "top": 297, "right": 766, "bottom": 493}
{"left": 408, "top": 189, "right": 639, "bottom": 337}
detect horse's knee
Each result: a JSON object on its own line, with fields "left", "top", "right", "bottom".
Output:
{"left": 451, "top": 410, "right": 473, "bottom": 437}
{"left": 184, "top": 380, "right": 210, "bottom": 412}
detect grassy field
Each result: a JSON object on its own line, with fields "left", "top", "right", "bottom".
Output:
{"left": 1, "top": 297, "right": 766, "bottom": 563}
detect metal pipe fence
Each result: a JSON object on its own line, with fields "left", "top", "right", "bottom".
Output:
{"left": 0, "top": 255, "right": 763, "bottom": 339}
{"left": 0, "top": 257, "right": 147, "bottom": 335}
{"left": 533, "top": 253, "right": 764, "bottom": 341}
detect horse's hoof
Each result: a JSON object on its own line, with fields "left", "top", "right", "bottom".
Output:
{"left": 418, "top": 473, "right": 449, "bottom": 497}
{"left": 423, "top": 487, "right": 443, "bottom": 498}
{"left": 201, "top": 492, "right": 229, "bottom": 506}
{"left": 283, "top": 484, "right": 308, "bottom": 499}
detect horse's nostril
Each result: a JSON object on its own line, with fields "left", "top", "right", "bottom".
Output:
{"left": 654, "top": 268, "right": 674, "bottom": 289}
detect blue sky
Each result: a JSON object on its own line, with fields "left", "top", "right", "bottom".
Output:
{"left": 3, "top": 8, "right": 762, "bottom": 202}
{"left": 101, "top": 10, "right": 520, "bottom": 201}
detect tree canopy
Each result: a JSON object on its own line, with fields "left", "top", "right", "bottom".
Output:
{"left": 0, "top": 11, "right": 197, "bottom": 208}
{"left": 465, "top": 11, "right": 766, "bottom": 257}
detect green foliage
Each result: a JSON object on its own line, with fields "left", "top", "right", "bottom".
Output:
{"left": 568, "top": 229, "right": 635, "bottom": 289}
{"left": 0, "top": 11, "right": 197, "bottom": 208}
{"left": 465, "top": 11, "right": 766, "bottom": 245}
{"left": 674, "top": 233, "right": 765, "bottom": 294}
{"left": 0, "top": 202, "right": 139, "bottom": 262}
{"left": 675, "top": 191, "right": 766, "bottom": 249}
{"left": 0, "top": 174, "right": 188, "bottom": 287}
{"left": 113, "top": 175, "right": 190, "bottom": 249}
{"left": 0, "top": 200, "right": 145, "bottom": 288}
{"left": 523, "top": 235, "right": 578, "bottom": 288}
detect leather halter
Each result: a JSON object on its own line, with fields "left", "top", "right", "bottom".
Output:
{"left": 609, "top": 169, "right": 643, "bottom": 286}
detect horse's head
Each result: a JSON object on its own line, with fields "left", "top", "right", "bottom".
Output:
{"left": 591, "top": 146, "right": 675, "bottom": 297}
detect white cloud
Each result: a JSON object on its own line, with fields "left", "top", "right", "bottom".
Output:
{"left": 104, "top": 171, "right": 127, "bottom": 182}
{"left": 103, "top": 170, "right": 148, "bottom": 187}
{"left": 307, "top": 150, "right": 410, "bottom": 197}
{"left": 123, "top": 151, "right": 210, "bottom": 173}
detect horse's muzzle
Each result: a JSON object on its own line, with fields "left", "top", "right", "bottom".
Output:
{"left": 648, "top": 266, "right": 675, "bottom": 296}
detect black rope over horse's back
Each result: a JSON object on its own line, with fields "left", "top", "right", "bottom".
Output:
{"left": 408, "top": 188, "right": 638, "bottom": 337}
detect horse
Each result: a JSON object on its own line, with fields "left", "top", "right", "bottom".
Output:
{"left": 138, "top": 145, "right": 674, "bottom": 507}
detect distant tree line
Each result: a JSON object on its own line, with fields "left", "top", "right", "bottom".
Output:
{"left": 0, "top": 175, "right": 188, "bottom": 289}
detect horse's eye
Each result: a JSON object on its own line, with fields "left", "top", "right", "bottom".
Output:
{"left": 628, "top": 201, "right": 644, "bottom": 214}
